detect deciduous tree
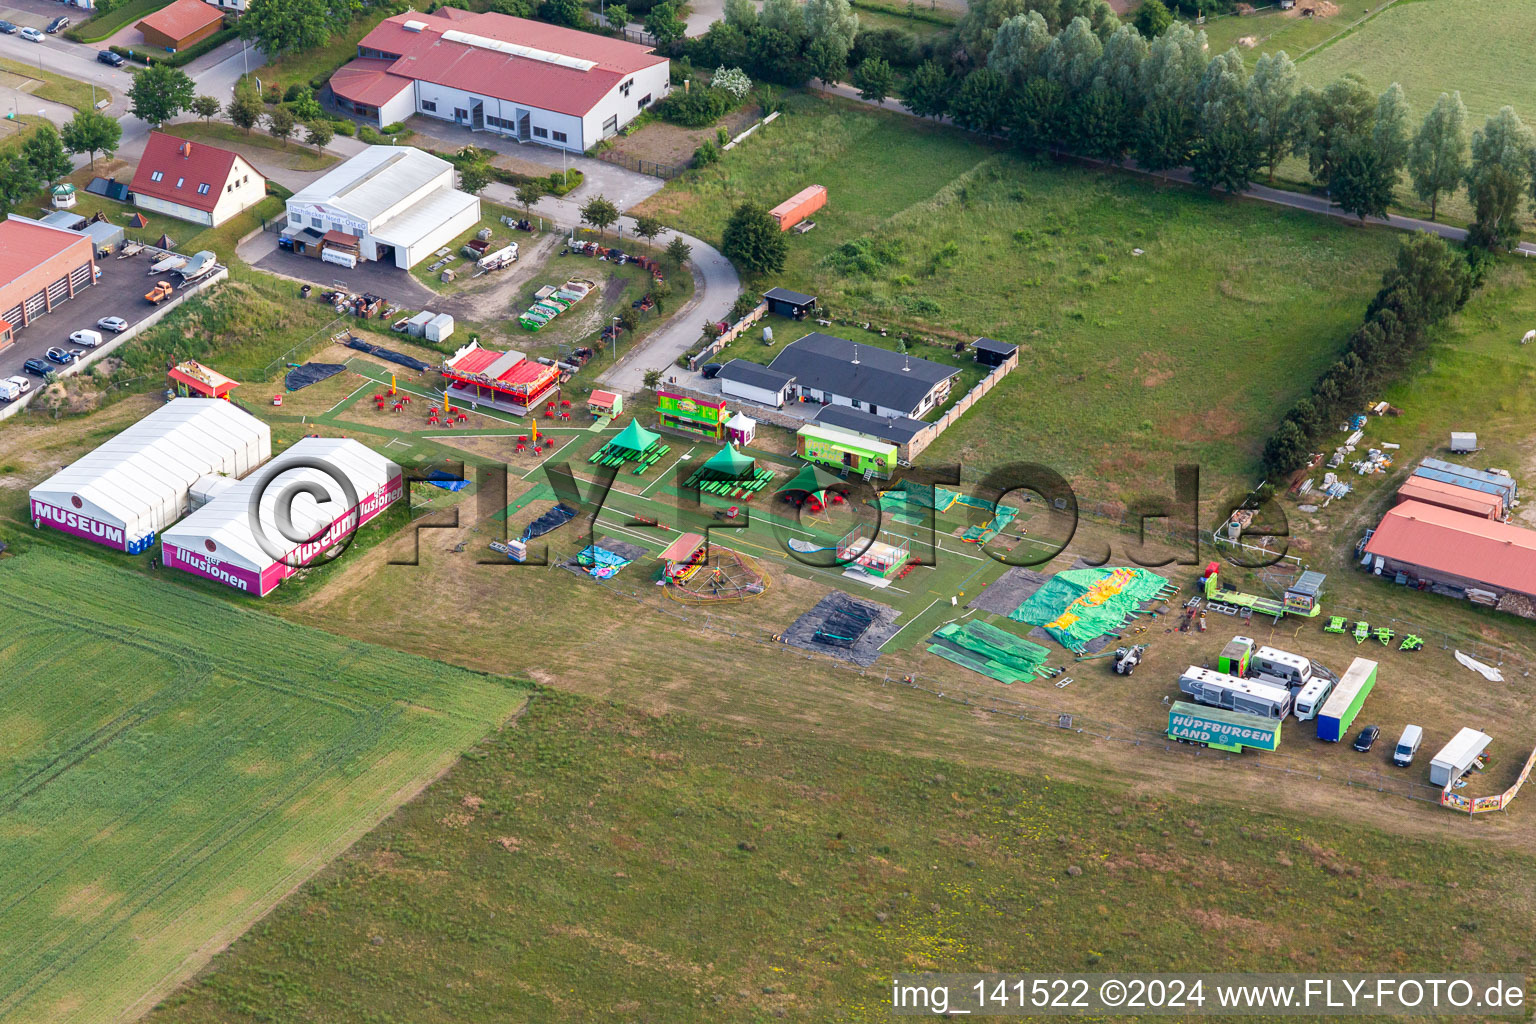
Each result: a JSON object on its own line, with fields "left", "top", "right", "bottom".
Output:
{"left": 129, "top": 64, "right": 195, "bottom": 126}
{"left": 581, "top": 193, "right": 620, "bottom": 235}
{"left": 1245, "top": 50, "right": 1300, "bottom": 182}
{"left": 21, "top": 123, "right": 71, "bottom": 185}
{"left": 60, "top": 108, "right": 121, "bottom": 168}
{"left": 1407, "top": 92, "right": 1467, "bottom": 221}
{"left": 191, "top": 95, "right": 222, "bottom": 123}
{"left": 266, "top": 106, "right": 296, "bottom": 145}
{"left": 720, "top": 200, "right": 786, "bottom": 274}
{"left": 902, "top": 59, "right": 950, "bottom": 119}
{"left": 851, "top": 56, "right": 895, "bottom": 104}
{"left": 240, "top": 0, "right": 335, "bottom": 59}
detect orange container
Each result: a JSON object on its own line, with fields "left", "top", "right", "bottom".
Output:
{"left": 768, "top": 185, "right": 827, "bottom": 231}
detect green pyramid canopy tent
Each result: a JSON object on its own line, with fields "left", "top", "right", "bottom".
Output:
{"left": 779, "top": 462, "right": 842, "bottom": 495}
{"left": 701, "top": 443, "right": 755, "bottom": 479}
{"left": 609, "top": 418, "right": 660, "bottom": 454}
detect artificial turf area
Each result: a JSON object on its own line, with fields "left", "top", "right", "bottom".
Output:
{"left": 0, "top": 550, "right": 529, "bottom": 1024}
{"left": 145, "top": 691, "right": 1536, "bottom": 1023}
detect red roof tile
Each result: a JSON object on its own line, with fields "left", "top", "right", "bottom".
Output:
{"left": 1364, "top": 500, "right": 1536, "bottom": 595}
{"left": 329, "top": 58, "right": 413, "bottom": 108}
{"left": 130, "top": 131, "right": 261, "bottom": 214}
{"left": 0, "top": 217, "right": 88, "bottom": 284}
{"left": 137, "top": 0, "right": 223, "bottom": 42}
{"left": 350, "top": 10, "right": 666, "bottom": 118}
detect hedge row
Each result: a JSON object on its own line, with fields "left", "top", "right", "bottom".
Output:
{"left": 111, "top": 26, "right": 238, "bottom": 68}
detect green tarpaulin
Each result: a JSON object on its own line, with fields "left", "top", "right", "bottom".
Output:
{"left": 1008, "top": 566, "right": 1171, "bottom": 652}
{"left": 610, "top": 418, "right": 660, "bottom": 454}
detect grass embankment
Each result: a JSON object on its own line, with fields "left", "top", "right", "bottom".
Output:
{"left": 0, "top": 549, "right": 529, "bottom": 1024}
{"left": 146, "top": 692, "right": 1536, "bottom": 1022}
{"left": 634, "top": 93, "right": 1399, "bottom": 493}
{"left": 168, "top": 120, "right": 340, "bottom": 172}
{"left": 0, "top": 57, "right": 108, "bottom": 110}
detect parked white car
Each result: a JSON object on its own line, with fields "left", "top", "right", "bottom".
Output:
{"left": 69, "top": 329, "right": 104, "bottom": 348}
{"left": 18, "top": 26, "right": 44, "bottom": 41}
{"left": 97, "top": 316, "right": 129, "bottom": 333}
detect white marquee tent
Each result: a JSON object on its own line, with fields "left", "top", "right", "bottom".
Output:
{"left": 29, "top": 400, "right": 271, "bottom": 553}
{"left": 161, "top": 437, "right": 402, "bottom": 596}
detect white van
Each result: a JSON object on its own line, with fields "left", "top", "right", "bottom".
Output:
{"left": 1293, "top": 676, "right": 1335, "bottom": 721}
{"left": 1393, "top": 724, "right": 1423, "bottom": 767}
{"left": 69, "top": 329, "right": 104, "bottom": 348}
{"left": 0, "top": 375, "right": 30, "bottom": 401}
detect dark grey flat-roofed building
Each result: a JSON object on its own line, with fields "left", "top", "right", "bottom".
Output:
{"left": 768, "top": 332, "right": 958, "bottom": 419}
{"left": 971, "top": 336, "right": 1017, "bottom": 367}
{"left": 763, "top": 286, "right": 817, "bottom": 319}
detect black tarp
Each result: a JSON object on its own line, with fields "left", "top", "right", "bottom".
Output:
{"left": 346, "top": 337, "right": 434, "bottom": 372}
{"left": 522, "top": 502, "right": 578, "bottom": 542}
{"left": 284, "top": 362, "right": 348, "bottom": 391}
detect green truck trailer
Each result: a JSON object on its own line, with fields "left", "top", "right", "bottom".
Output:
{"left": 1166, "top": 701, "right": 1282, "bottom": 753}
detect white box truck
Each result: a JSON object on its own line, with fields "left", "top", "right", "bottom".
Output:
{"left": 1429, "top": 727, "right": 1491, "bottom": 787}
{"left": 1178, "top": 666, "right": 1293, "bottom": 719}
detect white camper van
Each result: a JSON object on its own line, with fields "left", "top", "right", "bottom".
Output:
{"left": 1293, "top": 676, "right": 1336, "bottom": 721}
{"left": 1251, "top": 646, "right": 1314, "bottom": 690}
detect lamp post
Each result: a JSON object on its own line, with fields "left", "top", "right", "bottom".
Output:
{"left": 612, "top": 316, "right": 621, "bottom": 362}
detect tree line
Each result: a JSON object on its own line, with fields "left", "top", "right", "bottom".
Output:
{"left": 1261, "top": 233, "right": 1484, "bottom": 477}
{"left": 684, "top": 0, "right": 1536, "bottom": 248}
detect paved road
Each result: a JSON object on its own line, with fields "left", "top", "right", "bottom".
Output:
{"left": 402, "top": 114, "right": 665, "bottom": 209}
{"left": 480, "top": 180, "right": 738, "bottom": 391}
{"left": 816, "top": 81, "right": 1536, "bottom": 256}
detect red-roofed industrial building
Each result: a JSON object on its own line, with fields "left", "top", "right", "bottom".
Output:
{"left": 1395, "top": 475, "right": 1504, "bottom": 521}
{"left": 1363, "top": 500, "right": 1536, "bottom": 605}
{"left": 130, "top": 132, "right": 267, "bottom": 227}
{"left": 136, "top": 0, "right": 225, "bottom": 51}
{"left": 0, "top": 215, "right": 95, "bottom": 348}
{"left": 329, "top": 8, "right": 669, "bottom": 151}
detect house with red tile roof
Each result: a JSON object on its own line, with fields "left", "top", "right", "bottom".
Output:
{"left": 328, "top": 8, "right": 669, "bottom": 151}
{"left": 136, "top": 0, "right": 225, "bottom": 51}
{"left": 130, "top": 132, "right": 267, "bottom": 227}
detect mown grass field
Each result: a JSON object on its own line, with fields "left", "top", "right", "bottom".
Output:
{"left": 147, "top": 691, "right": 1536, "bottom": 1022}
{"left": 1297, "top": 0, "right": 1536, "bottom": 123}
{"left": 634, "top": 94, "right": 1399, "bottom": 493}
{"left": 0, "top": 549, "right": 528, "bottom": 1024}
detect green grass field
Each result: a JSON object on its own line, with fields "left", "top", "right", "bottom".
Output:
{"left": 145, "top": 691, "right": 1536, "bottom": 1022}
{"left": 0, "top": 549, "right": 528, "bottom": 1024}
{"left": 1298, "top": 0, "right": 1536, "bottom": 122}
{"left": 1197, "top": 0, "right": 1376, "bottom": 64}
{"left": 634, "top": 94, "right": 1400, "bottom": 492}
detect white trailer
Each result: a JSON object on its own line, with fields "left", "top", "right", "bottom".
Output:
{"left": 1178, "top": 666, "right": 1293, "bottom": 720}
{"left": 1293, "top": 675, "right": 1335, "bottom": 721}
{"left": 1251, "top": 646, "right": 1314, "bottom": 690}
{"left": 1429, "top": 727, "right": 1492, "bottom": 787}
